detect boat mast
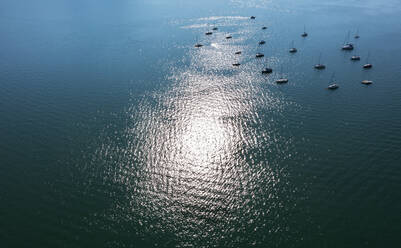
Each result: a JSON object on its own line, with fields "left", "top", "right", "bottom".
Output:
{"left": 330, "top": 72, "right": 335, "bottom": 83}
{"left": 280, "top": 65, "right": 284, "bottom": 78}
{"left": 343, "top": 31, "right": 350, "bottom": 45}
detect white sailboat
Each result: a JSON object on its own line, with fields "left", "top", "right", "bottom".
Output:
{"left": 276, "top": 66, "right": 288, "bottom": 84}
{"left": 363, "top": 52, "right": 372, "bottom": 68}
{"left": 351, "top": 47, "right": 360, "bottom": 61}
{"left": 342, "top": 31, "right": 354, "bottom": 50}
{"left": 289, "top": 40, "right": 297, "bottom": 53}
{"left": 327, "top": 73, "right": 339, "bottom": 89}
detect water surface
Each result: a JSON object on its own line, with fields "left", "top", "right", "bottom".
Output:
{"left": 1, "top": 0, "right": 401, "bottom": 247}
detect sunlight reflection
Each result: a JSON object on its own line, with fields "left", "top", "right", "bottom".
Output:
{"left": 179, "top": 116, "right": 229, "bottom": 166}
{"left": 110, "top": 14, "right": 296, "bottom": 247}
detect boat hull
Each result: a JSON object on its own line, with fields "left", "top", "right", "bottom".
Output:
{"left": 361, "top": 80, "right": 373, "bottom": 85}
{"left": 262, "top": 68, "right": 273, "bottom": 74}
{"left": 328, "top": 84, "right": 339, "bottom": 89}
{"left": 363, "top": 64, "right": 372, "bottom": 69}
{"left": 314, "top": 64, "right": 326, "bottom": 69}
{"left": 276, "top": 79, "right": 288, "bottom": 84}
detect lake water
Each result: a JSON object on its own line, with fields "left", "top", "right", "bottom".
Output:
{"left": 1, "top": 0, "right": 401, "bottom": 247}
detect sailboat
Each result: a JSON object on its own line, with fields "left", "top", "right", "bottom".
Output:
{"left": 327, "top": 73, "right": 339, "bottom": 89}
{"left": 351, "top": 55, "right": 360, "bottom": 61}
{"left": 262, "top": 67, "right": 273, "bottom": 74}
{"left": 301, "top": 25, "right": 308, "bottom": 37}
{"left": 256, "top": 40, "right": 264, "bottom": 58}
{"left": 342, "top": 31, "right": 354, "bottom": 50}
{"left": 314, "top": 53, "right": 326, "bottom": 69}
{"left": 351, "top": 47, "right": 360, "bottom": 60}
{"left": 194, "top": 35, "right": 203, "bottom": 48}
{"left": 361, "top": 80, "right": 373, "bottom": 85}
{"left": 289, "top": 40, "right": 297, "bottom": 53}
{"left": 363, "top": 52, "right": 372, "bottom": 68}
{"left": 354, "top": 28, "right": 360, "bottom": 39}
{"left": 276, "top": 66, "right": 288, "bottom": 84}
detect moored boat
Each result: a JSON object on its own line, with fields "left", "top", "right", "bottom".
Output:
{"left": 327, "top": 73, "right": 339, "bottom": 89}
{"left": 342, "top": 31, "right": 354, "bottom": 50}
{"left": 351, "top": 55, "right": 360, "bottom": 61}
{"left": 301, "top": 25, "right": 308, "bottom": 37}
{"left": 262, "top": 68, "right": 273, "bottom": 74}
{"left": 314, "top": 53, "right": 326, "bottom": 69}
{"left": 276, "top": 78, "right": 288, "bottom": 84}
{"left": 361, "top": 80, "right": 373, "bottom": 85}
{"left": 363, "top": 52, "right": 372, "bottom": 69}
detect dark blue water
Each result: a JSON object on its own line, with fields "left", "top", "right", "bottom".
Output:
{"left": 1, "top": 0, "right": 401, "bottom": 247}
